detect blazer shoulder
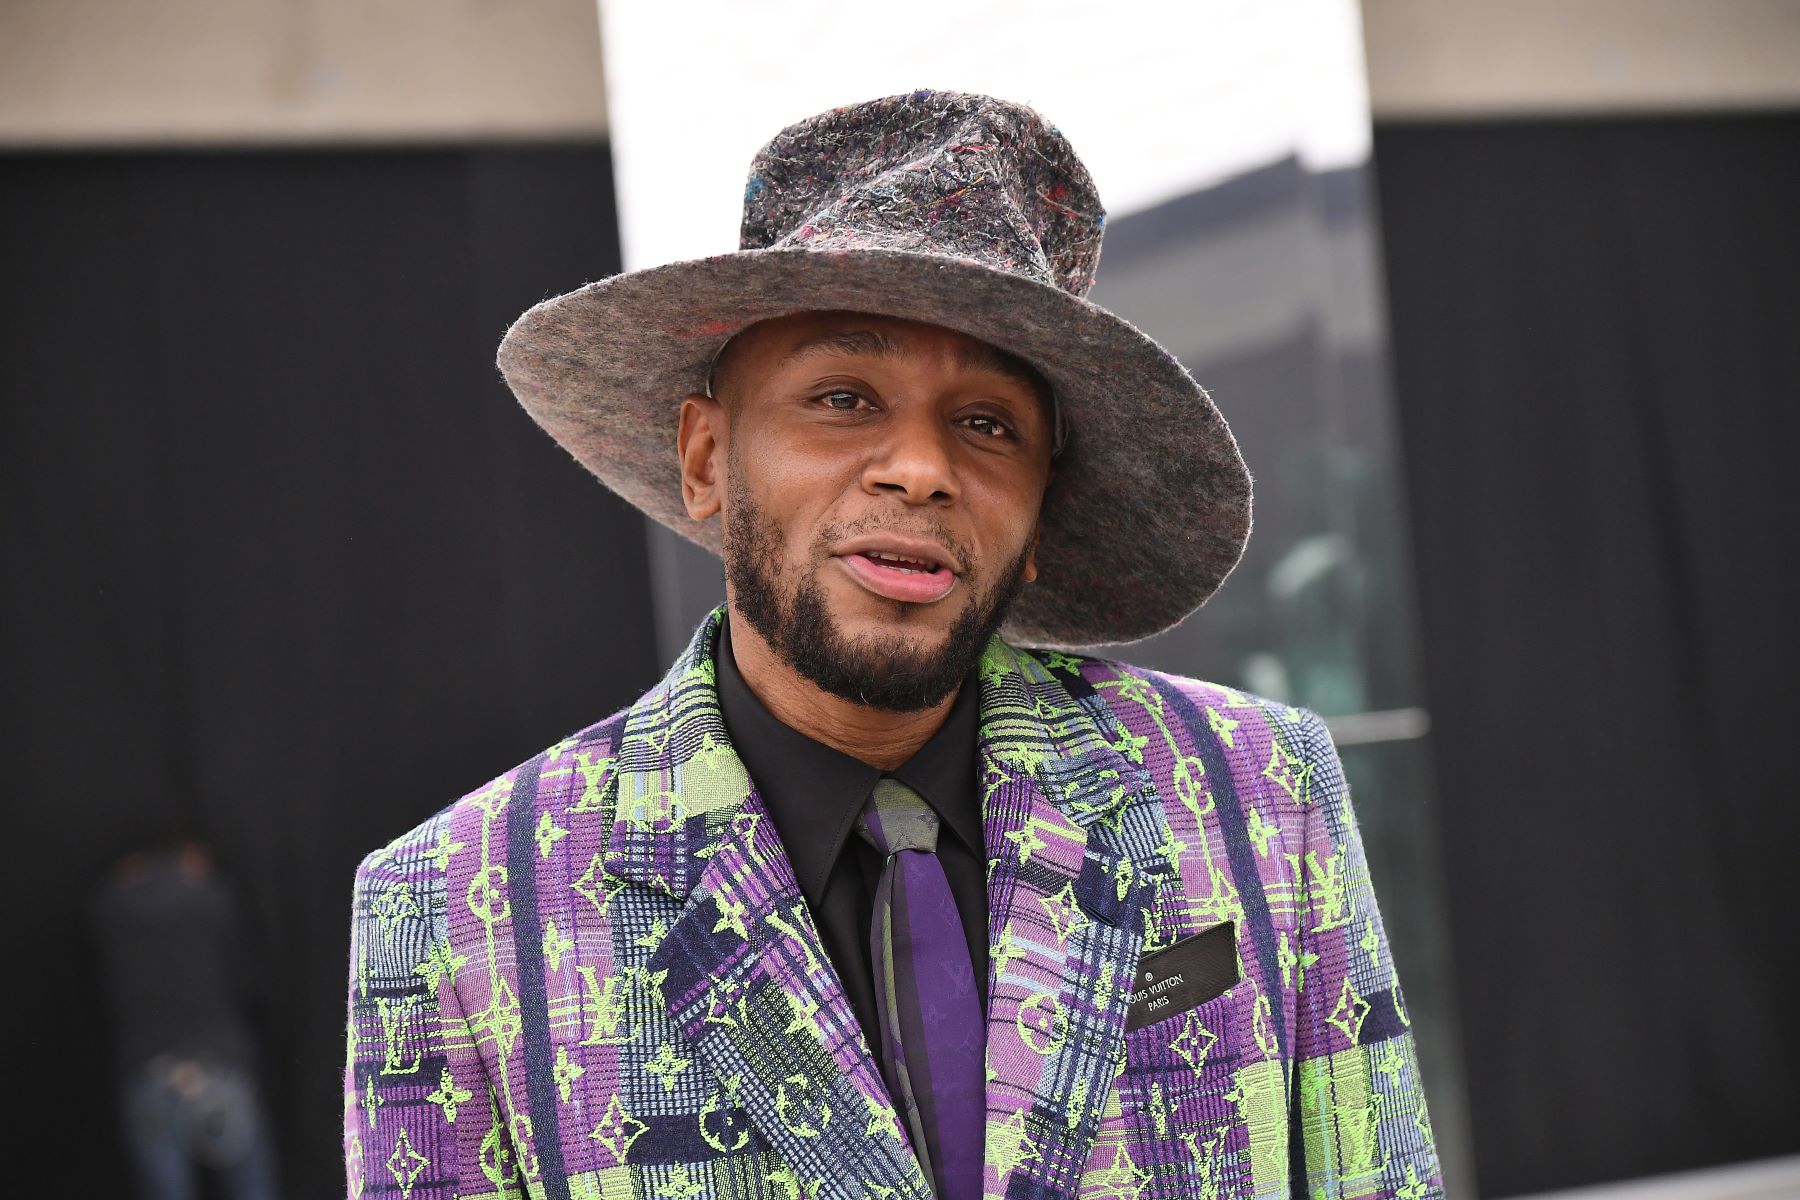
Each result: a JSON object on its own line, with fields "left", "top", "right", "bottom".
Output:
{"left": 1054, "top": 652, "right": 1341, "bottom": 810}
{"left": 1061, "top": 651, "right": 1309, "bottom": 728}
{"left": 351, "top": 702, "right": 636, "bottom": 892}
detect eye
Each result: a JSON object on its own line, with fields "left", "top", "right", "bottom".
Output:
{"left": 963, "top": 413, "right": 1014, "bottom": 439}
{"left": 816, "top": 389, "right": 871, "bottom": 412}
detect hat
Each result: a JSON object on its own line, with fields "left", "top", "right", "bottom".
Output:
{"left": 496, "top": 89, "right": 1251, "bottom": 647}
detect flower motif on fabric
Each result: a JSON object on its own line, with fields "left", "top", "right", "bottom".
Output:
{"left": 427, "top": 1067, "right": 472, "bottom": 1123}
{"left": 589, "top": 1094, "right": 648, "bottom": 1163}
{"left": 644, "top": 1039, "right": 691, "bottom": 1093}
{"left": 1039, "top": 880, "right": 1091, "bottom": 944}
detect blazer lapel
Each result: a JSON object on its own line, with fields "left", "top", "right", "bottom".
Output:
{"left": 975, "top": 646, "right": 1177, "bottom": 1200}
{"left": 603, "top": 613, "right": 930, "bottom": 1200}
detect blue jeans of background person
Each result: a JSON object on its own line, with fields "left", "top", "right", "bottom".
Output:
{"left": 123, "top": 1056, "right": 280, "bottom": 1200}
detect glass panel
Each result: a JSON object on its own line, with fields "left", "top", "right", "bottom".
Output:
{"left": 1088, "top": 158, "right": 1473, "bottom": 1189}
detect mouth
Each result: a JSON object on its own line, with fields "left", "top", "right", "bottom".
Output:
{"left": 832, "top": 541, "right": 961, "bottom": 605}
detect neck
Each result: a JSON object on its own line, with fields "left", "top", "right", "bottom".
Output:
{"left": 725, "top": 611, "right": 956, "bottom": 771}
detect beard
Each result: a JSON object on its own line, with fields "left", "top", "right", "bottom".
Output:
{"left": 723, "top": 476, "right": 1030, "bottom": 713}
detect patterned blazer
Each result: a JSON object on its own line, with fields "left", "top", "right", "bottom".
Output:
{"left": 344, "top": 609, "right": 1442, "bottom": 1200}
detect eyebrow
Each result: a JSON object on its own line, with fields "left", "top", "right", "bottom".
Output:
{"left": 779, "top": 328, "right": 1048, "bottom": 395}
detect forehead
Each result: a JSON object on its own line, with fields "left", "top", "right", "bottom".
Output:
{"left": 724, "top": 311, "right": 1047, "bottom": 394}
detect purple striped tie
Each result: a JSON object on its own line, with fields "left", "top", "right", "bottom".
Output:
{"left": 855, "top": 778, "right": 985, "bottom": 1200}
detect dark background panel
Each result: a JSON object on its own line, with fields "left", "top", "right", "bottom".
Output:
{"left": 1373, "top": 114, "right": 1800, "bottom": 1195}
{"left": 0, "top": 144, "right": 658, "bottom": 1197}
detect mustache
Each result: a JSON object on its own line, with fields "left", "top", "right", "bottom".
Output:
{"left": 812, "top": 514, "right": 974, "bottom": 576}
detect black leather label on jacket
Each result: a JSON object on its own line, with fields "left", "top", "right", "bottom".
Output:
{"left": 1125, "top": 920, "right": 1238, "bottom": 1031}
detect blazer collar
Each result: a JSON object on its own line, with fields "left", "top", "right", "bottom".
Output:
{"left": 600, "top": 609, "right": 746, "bottom": 900}
{"left": 964, "top": 626, "right": 1175, "bottom": 1200}
{"left": 602, "top": 609, "right": 1164, "bottom": 890}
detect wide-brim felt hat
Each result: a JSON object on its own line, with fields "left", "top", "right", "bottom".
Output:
{"left": 497, "top": 89, "right": 1251, "bottom": 648}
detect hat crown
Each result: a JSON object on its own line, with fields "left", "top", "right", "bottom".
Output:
{"left": 739, "top": 90, "right": 1105, "bottom": 298}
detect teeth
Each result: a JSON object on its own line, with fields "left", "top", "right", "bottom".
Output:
{"left": 866, "top": 551, "right": 932, "bottom": 571}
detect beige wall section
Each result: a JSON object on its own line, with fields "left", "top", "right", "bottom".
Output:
{"left": 5, "top": 1, "right": 1798, "bottom": 146}
{"left": 1363, "top": 0, "right": 1800, "bottom": 118}
{"left": 0, "top": 0, "right": 607, "bottom": 146}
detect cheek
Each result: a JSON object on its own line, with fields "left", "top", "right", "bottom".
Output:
{"left": 967, "top": 472, "right": 1049, "bottom": 568}
{"left": 734, "top": 438, "right": 861, "bottom": 562}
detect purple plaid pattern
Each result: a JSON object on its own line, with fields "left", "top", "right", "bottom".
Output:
{"left": 857, "top": 778, "right": 986, "bottom": 1200}
{"left": 343, "top": 609, "right": 1442, "bottom": 1199}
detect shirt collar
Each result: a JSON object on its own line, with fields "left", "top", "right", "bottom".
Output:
{"left": 888, "top": 678, "right": 983, "bottom": 861}
{"left": 713, "top": 615, "right": 982, "bottom": 907}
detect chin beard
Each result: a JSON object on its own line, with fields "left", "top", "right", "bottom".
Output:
{"left": 723, "top": 484, "right": 1029, "bottom": 713}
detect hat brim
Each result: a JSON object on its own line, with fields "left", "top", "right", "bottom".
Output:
{"left": 496, "top": 246, "right": 1251, "bottom": 648}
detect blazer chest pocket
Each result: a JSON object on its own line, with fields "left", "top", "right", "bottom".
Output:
{"left": 1125, "top": 920, "right": 1238, "bottom": 1032}
{"left": 1117, "top": 922, "right": 1259, "bottom": 1118}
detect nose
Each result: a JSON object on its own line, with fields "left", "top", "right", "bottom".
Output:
{"left": 861, "top": 404, "right": 959, "bottom": 505}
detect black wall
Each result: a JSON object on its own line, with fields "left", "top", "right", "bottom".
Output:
{"left": 1, "top": 144, "right": 660, "bottom": 1196}
{"left": 1374, "top": 114, "right": 1800, "bottom": 1195}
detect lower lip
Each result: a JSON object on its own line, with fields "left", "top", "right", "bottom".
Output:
{"left": 835, "top": 554, "right": 960, "bottom": 604}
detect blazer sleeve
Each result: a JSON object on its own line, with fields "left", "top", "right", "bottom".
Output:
{"left": 343, "top": 813, "right": 501, "bottom": 1199}
{"left": 1290, "top": 710, "right": 1445, "bottom": 1199}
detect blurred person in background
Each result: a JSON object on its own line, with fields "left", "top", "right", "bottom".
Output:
{"left": 93, "top": 833, "right": 280, "bottom": 1200}
{"left": 345, "top": 90, "right": 1439, "bottom": 1200}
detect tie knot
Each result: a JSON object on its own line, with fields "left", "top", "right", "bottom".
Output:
{"left": 854, "top": 778, "right": 939, "bottom": 856}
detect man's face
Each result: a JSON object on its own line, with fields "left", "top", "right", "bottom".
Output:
{"left": 679, "top": 311, "right": 1056, "bottom": 712}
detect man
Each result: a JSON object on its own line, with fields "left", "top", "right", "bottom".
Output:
{"left": 344, "top": 91, "right": 1442, "bottom": 1200}
{"left": 97, "top": 836, "right": 281, "bottom": 1200}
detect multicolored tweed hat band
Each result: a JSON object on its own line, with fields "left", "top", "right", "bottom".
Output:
{"left": 496, "top": 89, "right": 1252, "bottom": 647}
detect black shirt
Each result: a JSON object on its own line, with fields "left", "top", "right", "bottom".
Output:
{"left": 713, "top": 617, "right": 990, "bottom": 1083}
{"left": 90, "top": 851, "right": 260, "bottom": 1076}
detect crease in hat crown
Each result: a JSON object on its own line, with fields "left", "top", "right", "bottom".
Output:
{"left": 494, "top": 87, "right": 1254, "bottom": 648}
{"left": 737, "top": 90, "right": 1106, "bottom": 297}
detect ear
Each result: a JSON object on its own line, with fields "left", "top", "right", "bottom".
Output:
{"left": 677, "top": 393, "right": 726, "bottom": 521}
{"left": 1022, "top": 517, "right": 1043, "bottom": 584}
{"left": 1022, "top": 465, "right": 1054, "bottom": 583}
